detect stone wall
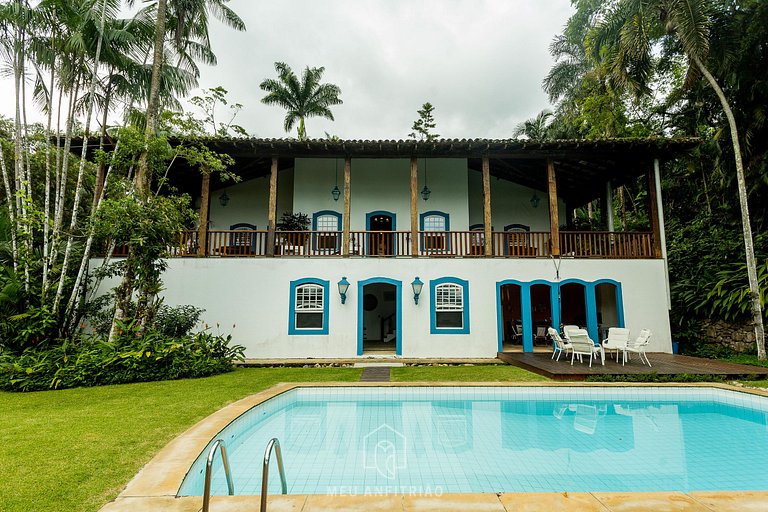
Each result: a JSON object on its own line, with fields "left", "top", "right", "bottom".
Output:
{"left": 700, "top": 319, "right": 756, "bottom": 353}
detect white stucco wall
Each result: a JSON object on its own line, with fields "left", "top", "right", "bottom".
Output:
{"left": 93, "top": 257, "right": 672, "bottom": 359}
{"left": 467, "top": 171, "right": 566, "bottom": 231}
{"left": 292, "top": 158, "right": 469, "bottom": 231}
{"left": 205, "top": 168, "right": 294, "bottom": 230}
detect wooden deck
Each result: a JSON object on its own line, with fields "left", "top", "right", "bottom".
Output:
{"left": 498, "top": 351, "right": 768, "bottom": 380}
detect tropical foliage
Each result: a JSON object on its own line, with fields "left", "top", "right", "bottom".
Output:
{"left": 0, "top": 0, "right": 246, "bottom": 389}
{"left": 542, "top": 0, "right": 768, "bottom": 357}
{"left": 409, "top": 101, "right": 440, "bottom": 141}
{"left": 260, "top": 61, "right": 343, "bottom": 140}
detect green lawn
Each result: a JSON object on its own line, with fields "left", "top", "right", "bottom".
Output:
{"left": 391, "top": 364, "right": 550, "bottom": 382}
{"left": 0, "top": 367, "right": 361, "bottom": 512}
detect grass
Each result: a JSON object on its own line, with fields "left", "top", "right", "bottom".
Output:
{"left": 0, "top": 367, "right": 361, "bottom": 512}
{"left": 6, "top": 361, "right": 764, "bottom": 512}
{"left": 391, "top": 364, "right": 550, "bottom": 382}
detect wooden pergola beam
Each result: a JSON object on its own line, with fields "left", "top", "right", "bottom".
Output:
{"left": 197, "top": 170, "right": 210, "bottom": 257}
{"left": 547, "top": 159, "right": 560, "bottom": 257}
{"left": 410, "top": 157, "right": 418, "bottom": 257}
{"left": 266, "top": 157, "right": 278, "bottom": 257}
{"left": 482, "top": 156, "right": 492, "bottom": 256}
{"left": 342, "top": 157, "right": 351, "bottom": 257}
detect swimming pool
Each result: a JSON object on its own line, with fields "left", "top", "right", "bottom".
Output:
{"left": 178, "top": 386, "right": 768, "bottom": 496}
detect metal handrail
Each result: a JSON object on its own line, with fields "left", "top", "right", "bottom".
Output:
{"left": 260, "top": 437, "right": 288, "bottom": 512}
{"left": 202, "top": 438, "right": 235, "bottom": 512}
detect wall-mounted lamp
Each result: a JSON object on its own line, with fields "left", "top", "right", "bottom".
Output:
{"left": 530, "top": 193, "right": 540, "bottom": 208}
{"left": 411, "top": 277, "right": 424, "bottom": 305}
{"left": 219, "top": 191, "right": 230, "bottom": 207}
{"left": 338, "top": 276, "right": 350, "bottom": 304}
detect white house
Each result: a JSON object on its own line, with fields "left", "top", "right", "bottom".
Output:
{"left": 117, "top": 137, "right": 696, "bottom": 359}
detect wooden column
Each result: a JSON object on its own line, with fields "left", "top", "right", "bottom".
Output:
{"left": 482, "top": 156, "right": 492, "bottom": 256}
{"left": 647, "top": 163, "right": 663, "bottom": 258}
{"left": 547, "top": 159, "right": 560, "bottom": 256}
{"left": 410, "top": 157, "right": 418, "bottom": 257}
{"left": 197, "top": 171, "right": 211, "bottom": 257}
{"left": 266, "top": 157, "right": 278, "bottom": 257}
{"left": 341, "top": 157, "right": 351, "bottom": 257}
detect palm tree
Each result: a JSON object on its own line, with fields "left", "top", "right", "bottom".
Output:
{"left": 588, "top": 0, "right": 765, "bottom": 359}
{"left": 513, "top": 110, "right": 553, "bottom": 140}
{"left": 260, "top": 62, "right": 343, "bottom": 140}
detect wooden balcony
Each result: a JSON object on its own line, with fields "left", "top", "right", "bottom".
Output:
{"left": 123, "top": 229, "right": 656, "bottom": 259}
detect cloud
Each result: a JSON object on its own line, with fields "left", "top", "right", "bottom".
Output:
{"left": 0, "top": 0, "right": 573, "bottom": 140}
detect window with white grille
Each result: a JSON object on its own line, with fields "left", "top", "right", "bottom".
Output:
{"left": 315, "top": 213, "right": 340, "bottom": 251}
{"left": 423, "top": 214, "right": 446, "bottom": 231}
{"left": 435, "top": 283, "right": 463, "bottom": 328}
{"left": 295, "top": 284, "right": 324, "bottom": 329}
{"left": 316, "top": 214, "right": 339, "bottom": 231}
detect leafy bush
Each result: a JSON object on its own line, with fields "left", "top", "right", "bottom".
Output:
{"left": 154, "top": 304, "right": 205, "bottom": 337}
{"left": 0, "top": 324, "right": 244, "bottom": 392}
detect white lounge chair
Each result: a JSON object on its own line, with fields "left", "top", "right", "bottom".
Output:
{"left": 624, "top": 329, "right": 652, "bottom": 367}
{"left": 548, "top": 327, "right": 572, "bottom": 361}
{"left": 602, "top": 327, "right": 631, "bottom": 364}
{"left": 569, "top": 328, "right": 604, "bottom": 367}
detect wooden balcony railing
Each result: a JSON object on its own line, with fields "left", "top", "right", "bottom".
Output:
{"left": 559, "top": 231, "right": 654, "bottom": 259}
{"left": 99, "top": 229, "right": 657, "bottom": 259}
{"left": 491, "top": 231, "right": 552, "bottom": 257}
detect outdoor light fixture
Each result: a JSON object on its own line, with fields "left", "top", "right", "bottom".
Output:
{"left": 420, "top": 158, "right": 431, "bottom": 201}
{"left": 219, "top": 191, "right": 230, "bottom": 207}
{"left": 338, "top": 276, "right": 350, "bottom": 304}
{"left": 331, "top": 159, "right": 341, "bottom": 201}
{"left": 411, "top": 277, "right": 424, "bottom": 305}
{"left": 530, "top": 193, "right": 540, "bottom": 208}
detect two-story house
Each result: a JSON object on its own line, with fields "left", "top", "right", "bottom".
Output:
{"left": 131, "top": 137, "right": 695, "bottom": 359}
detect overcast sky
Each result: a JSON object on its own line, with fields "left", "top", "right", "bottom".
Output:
{"left": 0, "top": 0, "right": 574, "bottom": 140}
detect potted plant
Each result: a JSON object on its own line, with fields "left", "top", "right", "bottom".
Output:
{"left": 276, "top": 212, "right": 310, "bottom": 254}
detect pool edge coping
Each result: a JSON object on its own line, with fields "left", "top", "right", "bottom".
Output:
{"left": 101, "top": 381, "right": 768, "bottom": 512}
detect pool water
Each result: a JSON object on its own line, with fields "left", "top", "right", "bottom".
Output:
{"left": 179, "top": 387, "right": 768, "bottom": 496}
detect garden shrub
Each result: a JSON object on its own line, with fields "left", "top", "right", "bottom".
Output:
{"left": 0, "top": 322, "right": 244, "bottom": 392}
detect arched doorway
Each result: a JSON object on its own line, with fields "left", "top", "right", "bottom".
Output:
{"left": 358, "top": 277, "right": 402, "bottom": 355}
{"left": 560, "top": 281, "right": 587, "bottom": 329}
{"left": 594, "top": 280, "right": 624, "bottom": 340}
{"left": 530, "top": 283, "right": 553, "bottom": 346}
{"left": 498, "top": 282, "right": 523, "bottom": 352}
{"left": 366, "top": 211, "right": 396, "bottom": 256}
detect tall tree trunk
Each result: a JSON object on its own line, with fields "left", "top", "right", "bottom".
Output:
{"left": 692, "top": 54, "right": 765, "bottom": 360}
{"left": 53, "top": 0, "right": 109, "bottom": 315}
{"left": 135, "top": 0, "right": 167, "bottom": 195}
{"left": 42, "top": 53, "right": 56, "bottom": 296}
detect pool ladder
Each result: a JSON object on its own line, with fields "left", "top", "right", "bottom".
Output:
{"left": 201, "top": 437, "right": 288, "bottom": 512}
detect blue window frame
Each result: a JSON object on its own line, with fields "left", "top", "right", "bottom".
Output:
{"left": 420, "top": 211, "right": 450, "bottom": 252}
{"left": 288, "top": 278, "right": 329, "bottom": 335}
{"left": 430, "top": 277, "right": 470, "bottom": 334}
{"left": 312, "top": 210, "right": 342, "bottom": 252}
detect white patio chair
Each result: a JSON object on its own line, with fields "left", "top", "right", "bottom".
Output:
{"left": 534, "top": 326, "right": 548, "bottom": 346}
{"left": 602, "top": 327, "right": 631, "bottom": 364}
{"left": 548, "top": 327, "right": 572, "bottom": 361}
{"left": 624, "top": 329, "right": 652, "bottom": 367}
{"left": 569, "top": 329, "right": 604, "bottom": 367}
{"left": 562, "top": 325, "right": 580, "bottom": 342}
